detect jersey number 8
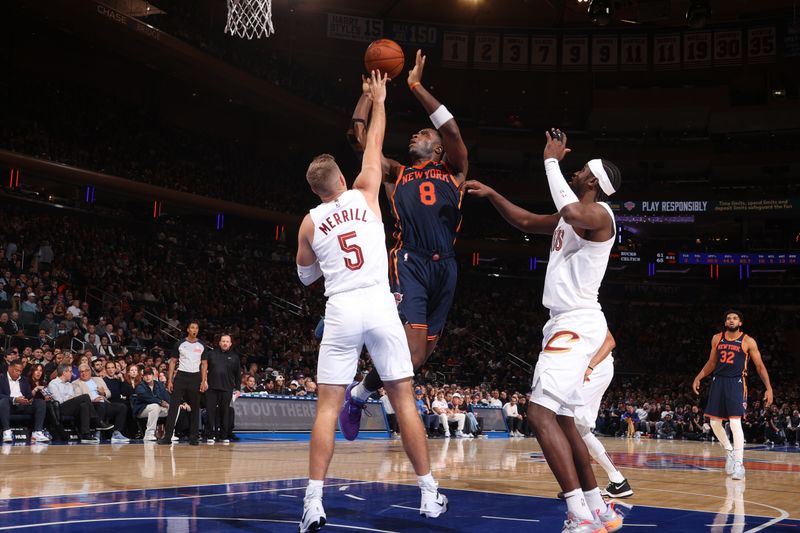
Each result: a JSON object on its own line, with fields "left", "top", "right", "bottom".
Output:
{"left": 419, "top": 182, "right": 437, "bottom": 205}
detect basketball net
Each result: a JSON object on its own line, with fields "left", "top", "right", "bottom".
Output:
{"left": 225, "top": 0, "right": 274, "bottom": 39}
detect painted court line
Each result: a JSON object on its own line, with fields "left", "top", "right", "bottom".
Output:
{"left": 481, "top": 515, "right": 540, "bottom": 522}
{"left": 0, "top": 480, "right": 373, "bottom": 516}
{"left": 345, "top": 494, "right": 365, "bottom": 501}
{"left": 0, "top": 516, "right": 399, "bottom": 533}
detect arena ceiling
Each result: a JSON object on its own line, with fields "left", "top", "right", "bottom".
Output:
{"left": 283, "top": 0, "right": 798, "bottom": 29}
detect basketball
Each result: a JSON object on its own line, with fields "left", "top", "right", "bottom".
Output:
{"left": 364, "top": 39, "right": 405, "bottom": 80}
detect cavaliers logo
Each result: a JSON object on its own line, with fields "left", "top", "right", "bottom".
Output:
{"left": 543, "top": 331, "right": 580, "bottom": 354}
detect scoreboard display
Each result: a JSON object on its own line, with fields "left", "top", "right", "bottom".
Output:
{"left": 678, "top": 252, "right": 800, "bottom": 265}
{"left": 654, "top": 251, "right": 678, "bottom": 265}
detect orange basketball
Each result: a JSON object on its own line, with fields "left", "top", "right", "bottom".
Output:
{"left": 364, "top": 39, "right": 405, "bottom": 80}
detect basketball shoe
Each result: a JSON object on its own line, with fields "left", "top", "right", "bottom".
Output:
{"left": 338, "top": 382, "right": 366, "bottom": 440}
{"left": 725, "top": 449, "right": 735, "bottom": 475}
{"left": 562, "top": 513, "right": 607, "bottom": 533}
{"left": 299, "top": 497, "right": 326, "bottom": 532}
{"left": 420, "top": 491, "right": 448, "bottom": 518}
{"left": 596, "top": 502, "right": 624, "bottom": 532}
{"left": 732, "top": 461, "right": 745, "bottom": 480}
{"left": 600, "top": 479, "right": 634, "bottom": 498}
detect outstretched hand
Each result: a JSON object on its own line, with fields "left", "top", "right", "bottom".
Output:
{"left": 464, "top": 180, "right": 495, "bottom": 199}
{"left": 366, "top": 70, "right": 388, "bottom": 103}
{"left": 407, "top": 49, "right": 426, "bottom": 87}
{"left": 543, "top": 128, "right": 571, "bottom": 161}
{"left": 692, "top": 377, "right": 701, "bottom": 395}
{"left": 361, "top": 75, "right": 370, "bottom": 96}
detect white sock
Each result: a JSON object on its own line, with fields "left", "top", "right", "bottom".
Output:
{"left": 581, "top": 429, "right": 625, "bottom": 484}
{"left": 351, "top": 382, "right": 372, "bottom": 402}
{"left": 417, "top": 472, "right": 438, "bottom": 492}
{"left": 305, "top": 479, "right": 323, "bottom": 501}
{"left": 583, "top": 487, "right": 606, "bottom": 517}
{"left": 729, "top": 418, "right": 745, "bottom": 464}
{"left": 709, "top": 419, "right": 733, "bottom": 451}
{"left": 564, "top": 488, "right": 594, "bottom": 522}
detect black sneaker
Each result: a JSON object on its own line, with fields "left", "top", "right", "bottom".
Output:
{"left": 601, "top": 479, "right": 634, "bottom": 498}
{"left": 189, "top": 439, "right": 199, "bottom": 446}
{"left": 157, "top": 438, "right": 173, "bottom": 445}
{"left": 96, "top": 420, "right": 114, "bottom": 431}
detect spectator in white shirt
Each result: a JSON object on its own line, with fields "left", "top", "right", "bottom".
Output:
{"left": 503, "top": 395, "right": 524, "bottom": 437}
{"left": 66, "top": 300, "right": 82, "bottom": 318}
{"left": 378, "top": 388, "right": 398, "bottom": 435}
{"left": 431, "top": 391, "right": 466, "bottom": 438}
{"left": 488, "top": 390, "right": 503, "bottom": 408}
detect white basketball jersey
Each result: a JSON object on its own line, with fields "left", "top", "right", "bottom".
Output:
{"left": 309, "top": 189, "right": 389, "bottom": 297}
{"left": 542, "top": 202, "right": 616, "bottom": 315}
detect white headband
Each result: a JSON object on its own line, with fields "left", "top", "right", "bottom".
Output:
{"left": 588, "top": 159, "right": 616, "bottom": 196}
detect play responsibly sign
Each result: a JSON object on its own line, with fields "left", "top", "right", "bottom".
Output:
{"left": 610, "top": 198, "right": 798, "bottom": 214}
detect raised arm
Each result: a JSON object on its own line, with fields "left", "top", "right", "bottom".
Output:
{"left": 353, "top": 71, "right": 388, "bottom": 208}
{"left": 543, "top": 130, "right": 613, "bottom": 235}
{"left": 464, "top": 180, "right": 559, "bottom": 235}
{"left": 745, "top": 336, "right": 773, "bottom": 407}
{"left": 407, "top": 50, "right": 468, "bottom": 179}
{"left": 348, "top": 75, "right": 402, "bottom": 189}
{"left": 692, "top": 334, "right": 720, "bottom": 395}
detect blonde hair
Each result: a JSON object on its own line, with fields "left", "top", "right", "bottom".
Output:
{"left": 306, "top": 154, "right": 340, "bottom": 196}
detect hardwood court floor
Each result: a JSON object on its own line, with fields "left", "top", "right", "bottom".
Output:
{"left": 1, "top": 436, "right": 798, "bottom": 531}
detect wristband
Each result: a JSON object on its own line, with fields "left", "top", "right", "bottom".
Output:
{"left": 409, "top": 81, "right": 421, "bottom": 91}
{"left": 429, "top": 105, "right": 454, "bottom": 129}
{"left": 588, "top": 366, "right": 595, "bottom": 371}
{"left": 351, "top": 118, "right": 366, "bottom": 126}
{"left": 545, "top": 158, "right": 579, "bottom": 211}
{"left": 297, "top": 261, "right": 323, "bottom": 286}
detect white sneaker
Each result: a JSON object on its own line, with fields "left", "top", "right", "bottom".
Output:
{"left": 143, "top": 433, "right": 157, "bottom": 442}
{"left": 171, "top": 435, "right": 180, "bottom": 442}
{"left": 3, "top": 430, "right": 14, "bottom": 443}
{"left": 420, "top": 491, "right": 448, "bottom": 518}
{"left": 725, "top": 449, "right": 735, "bottom": 475}
{"left": 221, "top": 439, "right": 230, "bottom": 444}
{"left": 562, "top": 513, "right": 605, "bottom": 533}
{"left": 299, "top": 497, "right": 326, "bottom": 533}
{"left": 465, "top": 433, "right": 474, "bottom": 439}
{"left": 597, "top": 503, "right": 624, "bottom": 532}
{"left": 732, "top": 462, "right": 745, "bottom": 480}
{"left": 110, "top": 431, "right": 130, "bottom": 443}
{"left": 31, "top": 431, "right": 50, "bottom": 443}
{"left": 455, "top": 431, "right": 465, "bottom": 438}
{"left": 443, "top": 433, "right": 451, "bottom": 439}
{"left": 207, "top": 438, "right": 216, "bottom": 444}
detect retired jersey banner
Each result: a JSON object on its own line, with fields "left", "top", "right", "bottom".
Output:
{"left": 714, "top": 30, "right": 743, "bottom": 66}
{"left": 683, "top": 32, "right": 713, "bottom": 68}
{"left": 530, "top": 36, "right": 558, "bottom": 71}
{"left": 562, "top": 36, "right": 589, "bottom": 71}
{"left": 502, "top": 35, "right": 529, "bottom": 70}
{"left": 747, "top": 27, "right": 777, "bottom": 63}
{"left": 654, "top": 33, "right": 681, "bottom": 70}
{"left": 442, "top": 32, "right": 469, "bottom": 68}
{"left": 592, "top": 35, "right": 619, "bottom": 71}
{"left": 473, "top": 34, "right": 501, "bottom": 70}
{"left": 620, "top": 35, "right": 648, "bottom": 71}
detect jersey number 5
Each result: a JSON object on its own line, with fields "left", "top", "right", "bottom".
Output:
{"left": 719, "top": 350, "right": 735, "bottom": 364}
{"left": 419, "top": 182, "right": 437, "bottom": 205}
{"left": 338, "top": 231, "right": 364, "bottom": 271}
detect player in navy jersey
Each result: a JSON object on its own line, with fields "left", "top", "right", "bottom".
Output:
{"left": 693, "top": 310, "right": 774, "bottom": 480}
{"left": 342, "top": 50, "right": 468, "bottom": 439}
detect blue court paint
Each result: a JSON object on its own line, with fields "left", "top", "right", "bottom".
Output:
{"left": 0, "top": 478, "right": 797, "bottom": 532}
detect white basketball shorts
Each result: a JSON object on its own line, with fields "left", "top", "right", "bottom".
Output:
{"left": 531, "top": 309, "right": 608, "bottom": 417}
{"left": 573, "top": 355, "right": 614, "bottom": 429}
{"left": 317, "top": 284, "right": 414, "bottom": 385}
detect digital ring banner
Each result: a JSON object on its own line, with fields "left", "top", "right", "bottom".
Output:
{"left": 233, "top": 396, "right": 388, "bottom": 432}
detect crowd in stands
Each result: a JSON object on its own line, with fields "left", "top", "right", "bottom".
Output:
{"left": 1, "top": 204, "right": 798, "bottom": 445}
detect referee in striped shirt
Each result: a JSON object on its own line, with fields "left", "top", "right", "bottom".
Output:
{"left": 159, "top": 321, "right": 208, "bottom": 445}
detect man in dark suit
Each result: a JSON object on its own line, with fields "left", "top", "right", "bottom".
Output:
{"left": 1, "top": 360, "right": 49, "bottom": 443}
{"left": 204, "top": 334, "right": 241, "bottom": 443}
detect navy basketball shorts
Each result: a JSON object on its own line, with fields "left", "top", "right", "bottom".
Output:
{"left": 390, "top": 248, "right": 457, "bottom": 340}
{"left": 705, "top": 375, "right": 747, "bottom": 419}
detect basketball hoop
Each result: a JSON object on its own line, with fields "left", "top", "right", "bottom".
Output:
{"left": 225, "top": 0, "right": 274, "bottom": 39}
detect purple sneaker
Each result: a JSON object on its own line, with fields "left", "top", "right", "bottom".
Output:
{"left": 338, "top": 382, "right": 366, "bottom": 440}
